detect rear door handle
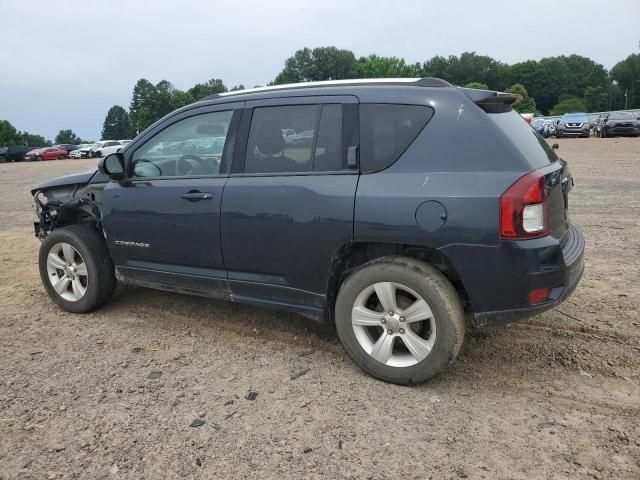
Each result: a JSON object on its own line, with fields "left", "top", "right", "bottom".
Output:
{"left": 181, "top": 191, "right": 213, "bottom": 201}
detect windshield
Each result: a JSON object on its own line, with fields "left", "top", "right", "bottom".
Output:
{"left": 608, "top": 112, "right": 636, "bottom": 121}
{"left": 561, "top": 114, "right": 588, "bottom": 123}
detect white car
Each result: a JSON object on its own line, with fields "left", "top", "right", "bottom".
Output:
{"left": 69, "top": 144, "right": 93, "bottom": 158}
{"left": 90, "top": 140, "right": 123, "bottom": 158}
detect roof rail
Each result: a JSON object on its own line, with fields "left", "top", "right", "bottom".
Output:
{"left": 200, "top": 77, "right": 452, "bottom": 101}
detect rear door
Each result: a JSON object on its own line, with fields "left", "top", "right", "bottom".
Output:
{"left": 221, "top": 96, "right": 359, "bottom": 313}
{"left": 101, "top": 102, "right": 243, "bottom": 294}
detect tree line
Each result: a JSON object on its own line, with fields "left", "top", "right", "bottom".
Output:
{"left": 2, "top": 49, "right": 638, "bottom": 146}
{"left": 110, "top": 49, "right": 640, "bottom": 136}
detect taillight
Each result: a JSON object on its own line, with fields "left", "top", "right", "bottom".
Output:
{"left": 500, "top": 171, "right": 549, "bottom": 239}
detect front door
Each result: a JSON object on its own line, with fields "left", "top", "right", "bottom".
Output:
{"left": 221, "top": 97, "right": 359, "bottom": 315}
{"left": 101, "top": 104, "right": 242, "bottom": 295}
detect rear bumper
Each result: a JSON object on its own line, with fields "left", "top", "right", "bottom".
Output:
{"left": 442, "top": 224, "right": 585, "bottom": 327}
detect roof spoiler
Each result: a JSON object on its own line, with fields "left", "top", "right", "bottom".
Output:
{"left": 458, "top": 87, "right": 522, "bottom": 113}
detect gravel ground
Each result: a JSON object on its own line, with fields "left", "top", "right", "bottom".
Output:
{"left": 1, "top": 138, "right": 639, "bottom": 479}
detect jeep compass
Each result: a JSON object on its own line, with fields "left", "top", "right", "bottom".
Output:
{"left": 31, "top": 78, "right": 585, "bottom": 384}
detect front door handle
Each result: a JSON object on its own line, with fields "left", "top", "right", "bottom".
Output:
{"left": 181, "top": 191, "right": 213, "bottom": 201}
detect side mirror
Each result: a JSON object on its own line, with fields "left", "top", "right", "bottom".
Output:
{"left": 552, "top": 143, "right": 559, "bottom": 150}
{"left": 98, "top": 153, "right": 125, "bottom": 179}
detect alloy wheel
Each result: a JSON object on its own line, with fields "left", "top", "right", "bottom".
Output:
{"left": 351, "top": 282, "right": 436, "bottom": 368}
{"left": 46, "top": 242, "right": 89, "bottom": 302}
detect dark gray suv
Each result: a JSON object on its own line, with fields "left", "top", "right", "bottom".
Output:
{"left": 31, "top": 78, "right": 584, "bottom": 384}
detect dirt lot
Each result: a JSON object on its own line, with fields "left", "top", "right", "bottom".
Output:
{"left": 1, "top": 138, "right": 639, "bottom": 479}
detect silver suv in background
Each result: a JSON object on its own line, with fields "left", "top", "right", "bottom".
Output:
{"left": 555, "top": 113, "right": 590, "bottom": 138}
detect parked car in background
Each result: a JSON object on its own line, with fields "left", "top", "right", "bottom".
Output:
{"left": 592, "top": 114, "right": 607, "bottom": 137}
{"left": 555, "top": 113, "right": 590, "bottom": 138}
{"left": 31, "top": 79, "right": 584, "bottom": 385}
{"left": 90, "top": 140, "right": 123, "bottom": 158}
{"left": 118, "top": 140, "right": 132, "bottom": 147}
{"left": 25, "top": 148, "right": 69, "bottom": 161}
{"left": 544, "top": 120, "right": 555, "bottom": 137}
{"left": 598, "top": 111, "right": 640, "bottom": 138}
{"left": 532, "top": 118, "right": 547, "bottom": 137}
{"left": 54, "top": 144, "right": 78, "bottom": 153}
{"left": 0, "top": 145, "right": 33, "bottom": 163}
{"left": 70, "top": 144, "right": 93, "bottom": 158}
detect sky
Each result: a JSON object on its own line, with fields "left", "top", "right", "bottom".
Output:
{"left": 1, "top": 0, "right": 639, "bottom": 141}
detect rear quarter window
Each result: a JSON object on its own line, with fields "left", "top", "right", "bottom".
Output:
{"left": 360, "top": 104, "right": 433, "bottom": 173}
{"left": 487, "top": 110, "right": 557, "bottom": 168}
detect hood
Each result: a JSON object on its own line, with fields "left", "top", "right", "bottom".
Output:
{"left": 30, "top": 168, "right": 108, "bottom": 195}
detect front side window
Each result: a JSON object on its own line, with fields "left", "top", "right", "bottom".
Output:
{"left": 244, "top": 104, "right": 343, "bottom": 174}
{"left": 131, "top": 110, "right": 233, "bottom": 178}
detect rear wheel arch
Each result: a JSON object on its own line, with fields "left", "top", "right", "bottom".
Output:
{"left": 326, "top": 242, "right": 470, "bottom": 320}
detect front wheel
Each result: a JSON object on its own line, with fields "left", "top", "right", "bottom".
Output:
{"left": 39, "top": 225, "right": 116, "bottom": 313}
{"left": 335, "top": 256, "right": 465, "bottom": 385}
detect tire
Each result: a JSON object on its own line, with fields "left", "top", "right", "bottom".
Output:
{"left": 36, "top": 155, "right": 43, "bottom": 161}
{"left": 601, "top": 129, "right": 607, "bottom": 138}
{"left": 334, "top": 256, "right": 465, "bottom": 385}
{"left": 0, "top": 156, "right": 7, "bottom": 163}
{"left": 95, "top": 151, "right": 102, "bottom": 158}
{"left": 38, "top": 224, "right": 116, "bottom": 313}
{"left": 58, "top": 155, "right": 65, "bottom": 159}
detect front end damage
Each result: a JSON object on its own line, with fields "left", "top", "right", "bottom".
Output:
{"left": 33, "top": 183, "right": 106, "bottom": 239}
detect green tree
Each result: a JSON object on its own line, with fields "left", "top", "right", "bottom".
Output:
{"left": 510, "top": 55, "right": 608, "bottom": 114}
{"left": 356, "top": 55, "right": 420, "bottom": 78}
{"left": 550, "top": 97, "right": 587, "bottom": 115}
{"left": 583, "top": 86, "right": 609, "bottom": 112}
{"left": 101, "top": 106, "right": 134, "bottom": 140}
{"left": 610, "top": 54, "right": 640, "bottom": 109}
{"left": 129, "top": 79, "right": 191, "bottom": 133}
{"left": 55, "top": 129, "right": 81, "bottom": 144}
{"left": 464, "top": 82, "right": 489, "bottom": 90}
{"left": 505, "top": 83, "right": 538, "bottom": 114}
{"left": 272, "top": 47, "right": 358, "bottom": 84}
{"left": 18, "top": 131, "right": 50, "bottom": 147}
{"left": 129, "top": 78, "right": 158, "bottom": 133}
{"left": 0, "top": 119, "right": 19, "bottom": 145}
{"left": 230, "top": 84, "right": 246, "bottom": 91}
{"left": 421, "top": 52, "right": 510, "bottom": 90}
{"left": 187, "top": 78, "right": 227, "bottom": 100}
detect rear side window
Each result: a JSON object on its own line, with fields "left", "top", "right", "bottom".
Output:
{"left": 360, "top": 104, "right": 432, "bottom": 173}
{"left": 244, "top": 104, "right": 343, "bottom": 174}
{"left": 487, "top": 110, "right": 557, "bottom": 168}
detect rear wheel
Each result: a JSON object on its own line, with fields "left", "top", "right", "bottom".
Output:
{"left": 39, "top": 225, "right": 116, "bottom": 313}
{"left": 58, "top": 155, "right": 65, "bottom": 159}
{"left": 335, "top": 256, "right": 465, "bottom": 385}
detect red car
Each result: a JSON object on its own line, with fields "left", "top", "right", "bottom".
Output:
{"left": 24, "top": 148, "right": 69, "bottom": 161}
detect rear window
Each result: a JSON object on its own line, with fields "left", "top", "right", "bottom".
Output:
{"left": 360, "top": 104, "right": 432, "bottom": 173}
{"left": 487, "top": 110, "right": 557, "bottom": 168}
